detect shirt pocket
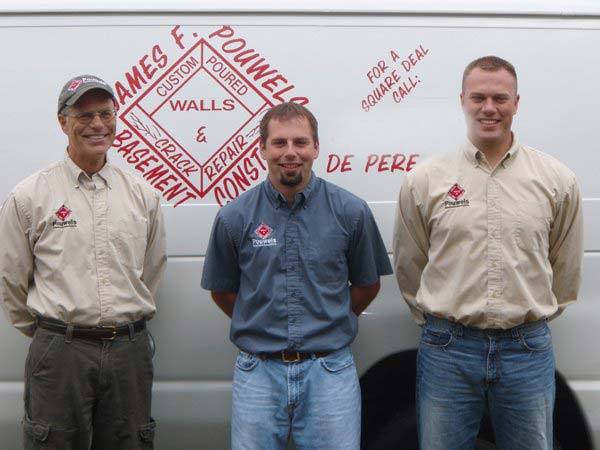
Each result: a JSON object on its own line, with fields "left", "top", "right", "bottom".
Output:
{"left": 308, "top": 234, "right": 348, "bottom": 285}
{"left": 513, "top": 201, "right": 550, "bottom": 252}
{"left": 113, "top": 216, "right": 148, "bottom": 271}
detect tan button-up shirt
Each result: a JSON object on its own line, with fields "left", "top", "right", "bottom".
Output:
{"left": 0, "top": 154, "right": 167, "bottom": 336}
{"left": 393, "top": 138, "right": 583, "bottom": 329}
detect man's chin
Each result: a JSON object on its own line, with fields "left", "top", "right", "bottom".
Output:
{"left": 280, "top": 173, "right": 303, "bottom": 187}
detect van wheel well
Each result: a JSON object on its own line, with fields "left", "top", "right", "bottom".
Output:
{"left": 360, "top": 351, "right": 594, "bottom": 450}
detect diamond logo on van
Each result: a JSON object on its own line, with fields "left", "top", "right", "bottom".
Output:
{"left": 119, "top": 39, "right": 274, "bottom": 199}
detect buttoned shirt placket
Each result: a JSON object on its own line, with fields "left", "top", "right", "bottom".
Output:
{"left": 79, "top": 173, "right": 111, "bottom": 323}
{"left": 477, "top": 154, "right": 510, "bottom": 328}
{"left": 281, "top": 194, "right": 303, "bottom": 350}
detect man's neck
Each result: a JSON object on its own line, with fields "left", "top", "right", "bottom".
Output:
{"left": 472, "top": 133, "right": 513, "bottom": 169}
{"left": 68, "top": 148, "right": 106, "bottom": 175}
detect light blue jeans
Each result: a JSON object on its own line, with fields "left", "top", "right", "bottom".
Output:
{"left": 417, "top": 315, "right": 556, "bottom": 450}
{"left": 231, "top": 346, "right": 361, "bottom": 450}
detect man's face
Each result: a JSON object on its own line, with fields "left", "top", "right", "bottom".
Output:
{"left": 58, "top": 90, "right": 116, "bottom": 163}
{"left": 260, "top": 116, "right": 319, "bottom": 192}
{"left": 461, "top": 67, "right": 519, "bottom": 149}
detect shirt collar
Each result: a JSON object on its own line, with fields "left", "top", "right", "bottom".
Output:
{"left": 64, "top": 151, "right": 113, "bottom": 188}
{"left": 462, "top": 134, "right": 521, "bottom": 168}
{"left": 264, "top": 172, "right": 318, "bottom": 209}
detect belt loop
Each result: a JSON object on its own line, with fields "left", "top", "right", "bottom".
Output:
{"left": 65, "top": 324, "right": 74, "bottom": 344}
{"left": 453, "top": 322, "right": 463, "bottom": 337}
{"left": 128, "top": 323, "right": 136, "bottom": 341}
{"left": 511, "top": 324, "right": 521, "bottom": 340}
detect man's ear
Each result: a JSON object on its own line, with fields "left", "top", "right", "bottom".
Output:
{"left": 58, "top": 114, "right": 68, "bottom": 135}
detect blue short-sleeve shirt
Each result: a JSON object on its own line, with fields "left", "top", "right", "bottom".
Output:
{"left": 201, "top": 174, "right": 392, "bottom": 353}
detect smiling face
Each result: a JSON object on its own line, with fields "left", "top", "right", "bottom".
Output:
{"left": 461, "top": 67, "right": 519, "bottom": 152}
{"left": 260, "top": 116, "right": 319, "bottom": 199}
{"left": 58, "top": 89, "right": 116, "bottom": 172}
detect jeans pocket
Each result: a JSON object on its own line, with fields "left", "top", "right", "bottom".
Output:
{"left": 420, "top": 327, "right": 453, "bottom": 348}
{"left": 319, "top": 349, "right": 355, "bottom": 373}
{"left": 520, "top": 324, "right": 552, "bottom": 352}
{"left": 235, "top": 352, "right": 259, "bottom": 371}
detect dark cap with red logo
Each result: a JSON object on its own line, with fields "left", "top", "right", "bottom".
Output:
{"left": 57, "top": 74, "right": 116, "bottom": 114}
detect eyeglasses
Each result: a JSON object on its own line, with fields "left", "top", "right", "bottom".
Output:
{"left": 63, "top": 109, "right": 116, "bottom": 124}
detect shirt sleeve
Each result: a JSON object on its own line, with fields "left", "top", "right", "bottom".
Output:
{"left": 347, "top": 201, "right": 393, "bottom": 286}
{"left": 141, "top": 194, "right": 167, "bottom": 299}
{"left": 201, "top": 212, "right": 240, "bottom": 292}
{"left": 0, "top": 194, "right": 36, "bottom": 336}
{"left": 393, "top": 175, "right": 430, "bottom": 322}
{"left": 548, "top": 177, "right": 584, "bottom": 312}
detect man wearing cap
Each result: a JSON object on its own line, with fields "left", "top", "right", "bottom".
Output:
{"left": 0, "top": 75, "right": 166, "bottom": 449}
{"left": 202, "top": 102, "right": 392, "bottom": 450}
{"left": 393, "top": 56, "right": 583, "bottom": 449}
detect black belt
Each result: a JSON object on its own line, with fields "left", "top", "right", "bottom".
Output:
{"left": 36, "top": 317, "right": 146, "bottom": 341}
{"left": 258, "top": 350, "right": 332, "bottom": 363}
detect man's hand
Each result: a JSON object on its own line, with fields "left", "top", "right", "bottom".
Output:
{"left": 350, "top": 280, "right": 381, "bottom": 316}
{"left": 210, "top": 291, "right": 238, "bottom": 318}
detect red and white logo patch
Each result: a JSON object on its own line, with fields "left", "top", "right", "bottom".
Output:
{"left": 55, "top": 205, "right": 72, "bottom": 221}
{"left": 448, "top": 183, "right": 465, "bottom": 201}
{"left": 68, "top": 80, "right": 82, "bottom": 91}
{"left": 255, "top": 223, "right": 273, "bottom": 239}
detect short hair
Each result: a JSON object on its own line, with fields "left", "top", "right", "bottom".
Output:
{"left": 259, "top": 102, "right": 319, "bottom": 144}
{"left": 462, "top": 56, "right": 518, "bottom": 92}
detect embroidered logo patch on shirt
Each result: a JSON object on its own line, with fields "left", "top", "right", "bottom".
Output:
{"left": 252, "top": 223, "right": 277, "bottom": 247}
{"left": 443, "top": 183, "right": 470, "bottom": 209}
{"left": 52, "top": 204, "right": 78, "bottom": 228}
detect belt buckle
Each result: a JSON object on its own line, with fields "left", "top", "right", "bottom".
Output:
{"left": 100, "top": 325, "right": 117, "bottom": 341}
{"left": 281, "top": 351, "right": 300, "bottom": 363}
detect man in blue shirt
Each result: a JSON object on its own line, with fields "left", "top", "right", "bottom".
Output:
{"left": 201, "top": 102, "right": 392, "bottom": 450}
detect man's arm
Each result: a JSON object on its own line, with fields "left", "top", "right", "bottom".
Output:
{"left": 201, "top": 213, "right": 241, "bottom": 314}
{"left": 210, "top": 291, "right": 238, "bottom": 318}
{"left": 142, "top": 194, "right": 167, "bottom": 298}
{"left": 0, "top": 194, "right": 36, "bottom": 337}
{"left": 548, "top": 177, "right": 584, "bottom": 313}
{"left": 350, "top": 281, "right": 381, "bottom": 316}
{"left": 393, "top": 175, "right": 430, "bottom": 322}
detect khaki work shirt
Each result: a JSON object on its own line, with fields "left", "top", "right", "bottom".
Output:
{"left": 0, "top": 155, "right": 167, "bottom": 336}
{"left": 393, "top": 138, "right": 583, "bottom": 329}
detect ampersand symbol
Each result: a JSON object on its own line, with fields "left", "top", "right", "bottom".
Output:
{"left": 196, "top": 126, "right": 207, "bottom": 143}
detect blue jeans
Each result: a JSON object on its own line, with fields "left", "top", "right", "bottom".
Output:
{"left": 231, "top": 346, "right": 361, "bottom": 450}
{"left": 417, "top": 316, "right": 555, "bottom": 450}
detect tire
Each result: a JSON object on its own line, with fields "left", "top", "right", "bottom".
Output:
{"left": 366, "top": 411, "right": 563, "bottom": 450}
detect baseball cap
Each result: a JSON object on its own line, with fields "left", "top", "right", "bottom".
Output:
{"left": 57, "top": 74, "right": 116, "bottom": 114}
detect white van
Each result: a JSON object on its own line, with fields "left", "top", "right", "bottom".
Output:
{"left": 1, "top": 1, "right": 599, "bottom": 449}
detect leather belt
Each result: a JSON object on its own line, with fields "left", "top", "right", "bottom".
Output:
{"left": 258, "top": 350, "right": 331, "bottom": 363}
{"left": 36, "top": 317, "right": 146, "bottom": 341}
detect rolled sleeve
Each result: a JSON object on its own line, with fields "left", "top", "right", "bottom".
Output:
{"left": 347, "top": 201, "right": 393, "bottom": 286}
{"left": 548, "top": 177, "right": 583, "bottom": 312}
{"left": 201, "top": 213, "right": 240, "bottom": 292}
{"left": 0, "top": 194, "right": 35, "bottom": 336}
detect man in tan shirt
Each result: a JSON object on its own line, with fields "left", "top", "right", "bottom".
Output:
{"left": 393, "top": 56, "right": 583, "bottom": 450}
{"left": 0, "top": 75, "right": 166, "bottom": 449}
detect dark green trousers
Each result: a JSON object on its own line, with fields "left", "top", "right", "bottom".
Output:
{"left": 23, "top": 326, "right": 155, "bottom": 450}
